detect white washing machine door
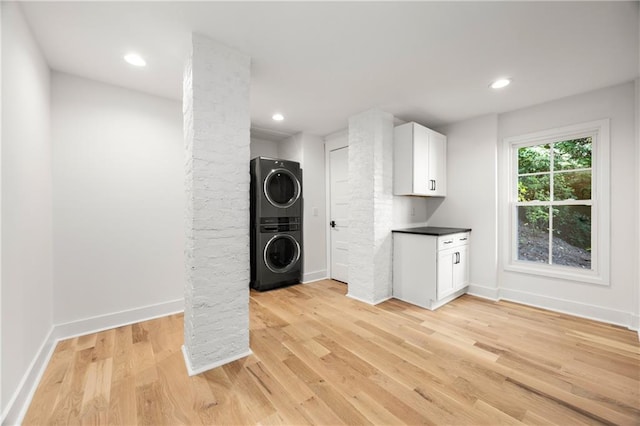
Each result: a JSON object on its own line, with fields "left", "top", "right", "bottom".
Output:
{"left": 264, "top": 234, "right": 301, "bottom": 273}
{"left": 263, "top": 168, "right": 301, "bottom": 208}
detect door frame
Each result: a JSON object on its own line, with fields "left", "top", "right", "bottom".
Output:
{"left": 324, "top": 129, "right": 348, "bottom": 281}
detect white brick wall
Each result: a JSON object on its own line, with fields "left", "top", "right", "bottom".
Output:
{"left": 347, "top": 109, "right": 394, "bottom": 304}
{"left": 183, "top": 34, "right": 251, "bottom": 375}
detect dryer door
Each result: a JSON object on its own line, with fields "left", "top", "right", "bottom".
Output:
{"left": 264, "top": 168, "right": 300, "bottom": 208}
{"left": 264, "top": 234, "right": 300, "bottom": 273}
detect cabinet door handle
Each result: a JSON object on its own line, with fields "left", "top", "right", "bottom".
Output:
{"left": 444, "top": 240, "right": 453, "bottom": 245}
{"left": 459, "top": 237, "right": 467, "bottom": 241}
{"left": 454, "top": 252, "right": 460, "bottom": 264}
{"left": 429, "top": 179, "right": 436, "bottom": 191}
{"left": 433, "top": 180, "right": 436, "bottom": 191}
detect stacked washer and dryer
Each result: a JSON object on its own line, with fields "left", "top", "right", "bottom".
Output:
{"left": 250, "top": 157, "right": 303, "bottom": 291}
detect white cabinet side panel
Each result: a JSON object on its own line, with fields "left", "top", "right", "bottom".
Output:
{"left": 393, "top": 123, "right": 414, "bottom": 195}
{"left": 413, "top": 124, "right": 430, "bottom": 195}
{"left": 392, "top": 233, "right": 437, "bottom": 308}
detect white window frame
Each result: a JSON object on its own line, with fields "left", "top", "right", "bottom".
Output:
{"left": 501, "top": 119, "right": 610, "bottom": 286}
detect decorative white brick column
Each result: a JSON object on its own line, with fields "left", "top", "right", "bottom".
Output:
{"left": 347, "top": 109, "right": 394, "bottom": 304}
{"left": 182, "top": 34, "right": 251, "bottom": 375}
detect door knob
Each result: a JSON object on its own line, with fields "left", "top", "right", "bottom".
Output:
{"left": 330, "top": 220, "right": 336, "bottom": 228}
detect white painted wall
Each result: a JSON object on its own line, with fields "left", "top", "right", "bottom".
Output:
{"left": 636, "top": 78, "right": 640, "bottom": 333}
{"left": 1, "top": 2, "right": 54, "bottom": 421}
{"left": 279, "top": 133, "right": 303, "bottom": 164}
{"left": 393, "top": 196, "right": 430, "bottom": 228}
{"left": 497, "top": 82, "right": 637, "bottom": 327}
{"left": 51, "top": 72, "right": 184, "bottom": 325}
{"left": 428, "top": 115, "right": 499, "bottom": 296}
{"left": 279, "top": 132, "right": 327, "bottom": 282}
{"left": 250, "top": 137, "right": 279, "bottom": 159}
{"left": 0, "top": 0, "right": 3, "bottom": 415}
{"left": 636, "top": 8, "right": 640, "bottom": 335}
{"left": 300, "top": 134, "right": 327, "bottom": 282}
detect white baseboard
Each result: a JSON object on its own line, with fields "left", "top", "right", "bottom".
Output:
{"left": 346, "top": 292, "right": 373, "bottom": 305}
{"left": 466, "top": 285, "right": 638, "bottom": 333}
{"left": 631, "top": 314, "right": 639, "bottom": 340}
{"left": 465, "top": 284, "right": 636, "bottom": 331}
{"left": 181, "top": 345, "right": 252, "bottom": 376}
{"left": 1, "top": 328, "right": 57, "bottom": 426}
{"left": 631, "top": 313, "right": 639, "bottom": 332}
{"left": 2, "top": 298, "right": 185, "bottom": 425}
{"left": 346, "top": 292, "right": 392, "bottom": 306}
{"left": 499, "top": 288, "right": 635, "bottom": 330}
{"left": 429, "top": 288, "right": 468, "bottom": 311}
{"left": 466, "top": 283, "right": 500, "bottom": 300}
{"left": 372, "top": 296, "right": 394, "bottom": 305}
{"left": 302, "top": 270, "right": 327, "bottom": 283}
{"left": 53, "top": 298, "right": 184, "bottom": 341}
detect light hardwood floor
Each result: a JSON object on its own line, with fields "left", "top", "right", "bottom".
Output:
{"left": 24, "top": 280, "right": 639, "bottom": 425}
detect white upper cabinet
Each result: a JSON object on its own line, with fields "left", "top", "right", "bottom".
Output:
{"left": 393, "top": 122, "right": 447, "bottom": 197}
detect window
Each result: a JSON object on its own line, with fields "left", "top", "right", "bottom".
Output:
{"left": 504, "top": 120, "right": 610, "bottom": 285}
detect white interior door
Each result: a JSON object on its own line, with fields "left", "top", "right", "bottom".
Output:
{"left": 329, "top": 147, "right": 349, "bottom": 283}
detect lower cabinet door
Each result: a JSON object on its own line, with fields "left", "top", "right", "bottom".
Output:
{"left": 452, "top": 245, "right": 469, "bottom": 291}
{"left": 437, "top": 248, "right": 455, "bottom": 299}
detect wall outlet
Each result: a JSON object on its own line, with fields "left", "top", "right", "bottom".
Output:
{"left": 313, "top": 207, "right": 318, "bottom": 216}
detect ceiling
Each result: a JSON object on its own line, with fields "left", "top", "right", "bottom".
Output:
{"left": 19, "top": 1, "right": 639, "bottom": 140}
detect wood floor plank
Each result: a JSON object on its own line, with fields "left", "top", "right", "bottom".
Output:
{"left": 107, "top": 376, "right": 137, "bottom": 426}
{"left": 93, "top": 329, "right": 115, "bottom": 361}
{"left": 155, "top": 354, "right": 200, "bottom": 425}
{"left": 24, "top": 348, "right": 76, "bottom": 425}
{"left": 245, "top": 361, "right": 312, "bottom": 425}
{"left": 222, "top": 358, "right": 277, "bottom": 423}
{"left": 250, "top": 328, "right": 316, "bottom": 404}
{"left": 132, "top": 341, "right": 157, "bottom": 387}
{"left": 80, "top": 358, "right": 113, "bottom": 418}
{"left": 135, "top": 381, "right": 164, "bottom": 426}
{"left": 23, "top": 280, "right": 640, "bottom": 425}
{"left": 282, "top": 355, "right": 372, "bottom": 425}
{"left": 285, "top": 333, "right": 443, "bottom": 425}
{"left": 76, "top": 333, "right": 98, "bottom": 351}
{"left": 298, "top": 395, "right": 346, "bottom": 426}
{"left": 48, "top": 347, "right": 95, "bottom": 425}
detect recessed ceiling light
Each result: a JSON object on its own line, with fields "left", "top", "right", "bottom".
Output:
{"left": 490, "top": 78, "right": 511, "bottom": 89}
{"left": 272, "top": 113, "right": 284, "bottom": 121}
{"left": 124, "top": 53, "right": 146, "bottom": 67}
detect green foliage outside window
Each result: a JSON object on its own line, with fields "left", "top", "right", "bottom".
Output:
{"left": 517, "top": 138, "right": 592, "bottom": 266}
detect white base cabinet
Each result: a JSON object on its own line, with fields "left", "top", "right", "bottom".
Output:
{"left": 393, "top": 231, "right": 469, "bottom": 310}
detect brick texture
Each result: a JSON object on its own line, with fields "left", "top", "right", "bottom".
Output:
{"left": 183, "top": 34, "right": 251, "bottom": 373}
{"left": 347, "top": 109, "right": 394, "bottom": 303}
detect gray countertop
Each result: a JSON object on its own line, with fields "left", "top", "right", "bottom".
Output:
{"left": 392, "top": 226, "right": 472, "bottom": 236}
